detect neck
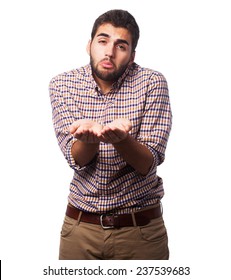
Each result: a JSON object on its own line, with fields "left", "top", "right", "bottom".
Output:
{"left": 93, "top": 74, "right": 114, "bottom": 94}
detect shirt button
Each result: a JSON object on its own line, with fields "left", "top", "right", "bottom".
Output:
{"left": 107, "top": 101, "right": 114, "bottom": 107}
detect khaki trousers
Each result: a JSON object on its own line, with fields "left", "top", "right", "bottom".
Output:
{"left": 59, "top": 213, "right": 169, "bottom": 260}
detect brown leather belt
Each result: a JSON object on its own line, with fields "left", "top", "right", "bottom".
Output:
{"left": 66, "top": 204, "right": 162, "bottom": 229}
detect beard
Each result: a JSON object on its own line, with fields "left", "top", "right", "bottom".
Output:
{"left": 90, "top": 56, "right": 129, "bottom": 82}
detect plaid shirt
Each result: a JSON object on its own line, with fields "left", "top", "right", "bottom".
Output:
{"left": 49, "top": 63, "right": 172, "bottom": 214}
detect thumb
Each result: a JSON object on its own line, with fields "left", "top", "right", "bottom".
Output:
{"left": 69, "top": 122, "right": 79, "bottom": 134}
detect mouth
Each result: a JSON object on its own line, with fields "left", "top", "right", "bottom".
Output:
{"left": 100, "top": 59, "right": 114, "bottom": 69}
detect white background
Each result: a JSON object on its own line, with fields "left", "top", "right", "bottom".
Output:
{"left": 0, "top": 0, "right": 231, "bottom": 279}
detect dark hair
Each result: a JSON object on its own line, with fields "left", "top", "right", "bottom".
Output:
{"left": 91, "top": 9, "right": 140, "bottom": 51}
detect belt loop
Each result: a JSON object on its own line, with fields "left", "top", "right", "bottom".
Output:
{"left": 131, "top": 212, "right": 137, "bottom": 227}
{"left": 76, "top": 211, "right": 82, "bottom": 225}
{"left": 160, "top": 201, "right": 163, "bottom": 215}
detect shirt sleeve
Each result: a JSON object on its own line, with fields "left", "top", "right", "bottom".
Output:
{"left": 137, "top": 71, "right": 172, "bottom": 170}
{"left": 49, "top": 76, "right": 87, "bottom": 172}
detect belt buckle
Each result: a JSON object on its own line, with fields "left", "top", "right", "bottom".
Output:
{"left": 100, "top": 213, "right": 115, "bottom": 229}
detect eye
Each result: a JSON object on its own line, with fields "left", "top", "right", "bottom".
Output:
{"left": 117, "top": 44, "right": 126, "bottom": 51}
{"left": 98, "top": 39, "right": 107, "bottom": 44}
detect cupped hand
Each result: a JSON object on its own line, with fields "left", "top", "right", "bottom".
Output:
{"left": 99, "top": 118, "right": 132, "bottom": 143}
{"left": 69, "top": 119, "right": 103, "bottom": 143}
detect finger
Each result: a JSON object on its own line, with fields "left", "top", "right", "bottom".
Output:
{"left": 101, "top": 129, "right": 123, "bottom": 143}
{"left": 72, "top": 127, "right": 87, "bottom": 139}
{"left": 123, "top": 125, "right": 132, "bottom": 132}
{"left": 78, "top": 130, "right": 90, "bottom": 142}
{"left": 88, "top": 131, "right": 100, "bottom": 143}
{"left": 91, "top": 134, "right": 101, "bottom": 143}
{"left": 69, "top": 123, "right": 80, "bottom": 134}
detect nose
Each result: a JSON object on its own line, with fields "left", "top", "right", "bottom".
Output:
{"left": 105, "top": 43, "right": 115, "bottom": 58}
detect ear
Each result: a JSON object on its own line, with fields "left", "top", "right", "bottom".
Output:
{"left": 129, "top": 51, "right": 136, "bottom": 64}
{"left": 86, "top": 40, "right": 91, "bottom": 55}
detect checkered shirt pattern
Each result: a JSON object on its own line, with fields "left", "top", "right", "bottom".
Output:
{"left": 49, "top": 63, "right": 172, "bottom": 214}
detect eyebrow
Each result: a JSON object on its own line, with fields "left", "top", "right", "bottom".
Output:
{"left": 97, "top": 33, "right": 130, "bottom": 46}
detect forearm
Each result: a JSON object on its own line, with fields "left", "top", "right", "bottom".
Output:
{"left": 113, "top": 134, "right": 154, "bottom": 176}
{"left": 71, "top": 140, "right": 99, "bottom": 167}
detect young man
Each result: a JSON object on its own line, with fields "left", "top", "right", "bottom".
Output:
{"left": 49, "top": 9, "right": 172, "bottom": 260}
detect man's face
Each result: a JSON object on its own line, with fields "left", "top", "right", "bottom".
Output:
{"left": 87, "top": 23, "right": 135, "bottom": 83}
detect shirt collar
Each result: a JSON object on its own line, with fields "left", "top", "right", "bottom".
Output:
{"left": 85, "top": 63, "right": 135, "bottom": 93}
